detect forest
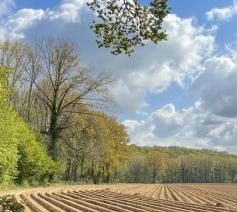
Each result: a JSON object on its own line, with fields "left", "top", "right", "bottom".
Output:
{"left": 0, "top": 39, "right": 237, "bottom": 188}
{"left": 127, "top": 145, "right": 237, "bottom": 183}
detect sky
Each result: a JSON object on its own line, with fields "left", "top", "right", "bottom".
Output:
{"left": 1, "top": 0, "right": 237, "bottom": 152}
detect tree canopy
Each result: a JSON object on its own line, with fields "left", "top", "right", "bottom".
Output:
{"left": 0, "top": 66, "right": 56, "bottom": 187}
{"left": 0, "top": 39, "right": 131, "bottom": 185}
{"left": 125, "top": 145, "right": 237, "bottom": 183}
{"left": 88, "top": 0, "right": 169, "bottom": 56}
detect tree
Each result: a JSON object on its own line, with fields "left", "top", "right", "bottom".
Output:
{"left": 0, "top": 67, "right": 18, "bottom": 187}
{"left": 145, "top": 151, "right": 167, "bottom": 183}
{"left": 62, "top": 114, "right": 96, "bottom": 182}
{"left": 87, "top": 0, "right": 169, "bottom": 56}
{"left": 0, "top": 40, "right": 29, "bottom": 103}
{"left": 21, "top": 46, "right": 41, "bottom": 123}
{"left": 125, "top": 154, "right": 149, "bottom": 183}
{"left": 0, "top": 66, "right": 55, "bottom": 187}
{"left": 58, "top": 112, "right": 131, "bottom": 183}
{"left": 27, "top": 38, "right": 110, "bottom": 160}
{"left": 99, "top": 115, "right": 131, "bottom": 182}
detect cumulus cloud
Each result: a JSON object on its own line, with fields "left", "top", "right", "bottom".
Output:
{"left": 123, "top": 97, "right": 237, "bottom": 153}
{"left": 122, "top": 119, "right": 156, "bottom": 146}
{"left": 2, "top": 9, "right": 45, "bottom": 39}
{"left": 193, "top": 48, "right": 237, "bottom": 118}
{"left": 206, "top": 0, "right": 237, "bottom": 21}
{"left": 152, "top": 104, "right": 184, "bottom": 137}
{"left": 184, "top": 45, "right": 237, "bottom": 152}
{"left": 0, "top": 0, "right": 15, "bottom": 17}
{"left": 0, "top": 0, "right": 216, "bottom": 112}
{"left": 50, "top": 0, "right": 88, "bottom": 22}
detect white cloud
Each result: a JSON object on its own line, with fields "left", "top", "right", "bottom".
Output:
{"left": 50, "top": 0, "right": 88, "bottom": 22}
{"left": 206, "top": 0, "right": 237, "bottom": 21}
{"left": 0, "top": 0, "right": 15, "bottom": 17}
{"left": 0, "top": 0, "right": 87, "bottom": 40}
{"left": 92, "top": 14, "right": 215, "bottom": 112}
{"left": 109, "top": 80, "right": 147, "bottom": 113}
{"left": 152, "top": 104, "right": 184, "bottom": 138}
{"left": 193, "top": 47, "right": 237, "bottom": 118}
{"left": 123, "top": 99, "right": 237, "bottom": 153}
{"left": 123, "top": 104, "right": 188, "bottom": 146}
{"left": 3, "top": 9, "right": 45, "bottom": 39}
{"left": 0, "top": 0, "right": 216, "bottom": 113}
{"left": 122, "top": 119, "right": 155, "bottom": 146}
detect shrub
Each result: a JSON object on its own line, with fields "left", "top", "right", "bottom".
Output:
{"left": 0, "top": 66, "right": 57, "bottom": 186}
{"left": 0, "top": 195, "right": 24, "bottom": 212}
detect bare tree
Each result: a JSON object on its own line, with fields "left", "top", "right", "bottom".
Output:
{"left": 30, "top": 38, "right": 110, "bottom": 160}
{"left": 23, "top": 47, "right": 41, "bottom": 122}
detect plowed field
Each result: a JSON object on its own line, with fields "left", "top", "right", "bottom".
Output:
{"left": 2, "top": 184, "right": 237, "bottom": 211}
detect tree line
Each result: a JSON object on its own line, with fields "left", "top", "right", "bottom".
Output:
{"left": 125, "top": 145, "right": 237, "bottom": 183}
{"left": 0, "top": 38, "right": 131, "bottom": 186}
{"left": 0, "top": 38, "right": 237, "bottom": 187}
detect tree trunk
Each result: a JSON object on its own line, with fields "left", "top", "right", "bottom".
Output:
{"left": 80, "top": 157, "right": 85, "bottom": 180}
{"left": 91, "top": 158, "right": 95, "bottom": 183}
{"left": 48, "top": 110, "right": 58, "bottom": 160}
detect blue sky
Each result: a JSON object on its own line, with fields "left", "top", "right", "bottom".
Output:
{"left": 1, "top": 0, "right": 237, "bottom": 152}
{"left": 16, "top": 0, "right": 61, "bottom": 10}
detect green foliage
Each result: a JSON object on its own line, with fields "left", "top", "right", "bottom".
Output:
{"left": 130, "top": 144, "right": 236, "bottom": 158}
{"left": 91, "top": 115, "right": 132, "bottom": 183}
{"left": 16, "top": 129, "right": 57, "bottom": 185}
{"left": 0, "top": 67, "right": 19, "bottom": 187}
{"left": 0, "top": 66, "right": 56, "bottom": 187}
{"left": 126, "top": 145, "right": 237, "bottom": 183}
{"left": 162, "top": 154, "right": 237, "bottom": 183}
{"left": 125, "top": 154, "right": 150, "bottom": 183}
{"left": 145, "top": 151, "right": 168, "bottom": 183}
{"left": 87, "top": 0, "right": 169, "bottom": 56}
{"left": 0, "top": 195, "right": 24, "bottom": 212}
{"left": 61, "top": 113, "right": 132, "bottom": 184}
